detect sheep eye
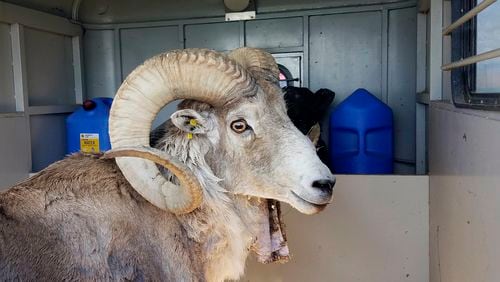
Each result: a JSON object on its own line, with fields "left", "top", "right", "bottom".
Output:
{"left": 231, "top": 119, "right": 249, "bottom": 133}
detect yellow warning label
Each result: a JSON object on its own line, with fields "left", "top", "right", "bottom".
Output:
{"left": 80, "top": 133, "right": 100, "bottom": 153}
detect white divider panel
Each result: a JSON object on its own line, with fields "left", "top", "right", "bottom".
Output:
{"left": 243, "top": 175, "right": 429, "bottom": 282}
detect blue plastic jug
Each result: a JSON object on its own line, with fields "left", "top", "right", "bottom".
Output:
{"left": 329, "top": 89, "right": 393, "bottom": 174}
{"left": 66, "top": 97, "right": 113, "bottom": 154}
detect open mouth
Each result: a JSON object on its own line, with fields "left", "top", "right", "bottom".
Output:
{"left": 250, "top": 192, "right": 330, "bottom": 264}
{"left": 251, "top": 199, "right": 290, "bottom": 264}
{"left": 290, "top": 190, "right": 329, "bottom": 209}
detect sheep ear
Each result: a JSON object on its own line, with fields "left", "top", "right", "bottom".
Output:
{"left": 314, "top": 88, "right": 335, "bottom": 118}
{"left": 307, "top": 123, "right": 321, "bottom": 146}
{"left": 171, "top": 109, "right": 212, "bottom": 135}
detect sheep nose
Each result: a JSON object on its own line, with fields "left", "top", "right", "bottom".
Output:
{"left": 312, "top": 179, "right": 335, "bottom": 194}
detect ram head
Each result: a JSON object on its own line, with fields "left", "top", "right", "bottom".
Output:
{"left": 105, "top": 48, "right": 335, "bottom": 264}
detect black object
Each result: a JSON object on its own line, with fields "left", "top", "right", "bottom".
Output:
{"left": 283, "top": 86, "right": 335, "bottom": 166}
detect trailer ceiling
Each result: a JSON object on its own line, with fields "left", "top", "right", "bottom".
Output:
{"left": 3, "top": 0, "right": 415, "bottom": 23}
{"left": 2, "top": 0, "right": 73, "bottom": 19}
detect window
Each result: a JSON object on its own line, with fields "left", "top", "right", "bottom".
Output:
{"left": 278, "top": 64, "right": 294, "bottom": 88}
{"left": 450, "top": 0, "right": 500, "bottom": 109}
{"left": 474, "top": 1, "right": 500, "bottom": 93}
{"left": 273, "top": 53, "right": 303, "bottom": 88}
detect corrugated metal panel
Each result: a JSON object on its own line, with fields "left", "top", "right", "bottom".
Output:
{"left": 81, "top": 5, "right": 418, "bottom": 173}
{"left": 309, "top": 10, "right": 418, "bottom": 173}
{"left": 0, "top": 23, "right": 16, "bottom": 113}
{"left": 120, "top": 26, "right": 182, "bottom": 128}
{"left": 388, "top": 7, "right": 417, "bottom": 170}
{"left": 29, "top": 113, "right": 68, "bottom": 172}
{"left": 309, "top": 12, "right": 383, "bottom": 103}
{"left": 83, "top": 30, "right": 117, "bottom": 98}
{"left": 185, "top": 22, "right": 240, "bottom": 51}
{"left": 24, "top": 27, "right": 75, "bottom": 106}
{"left": 120, "top": 26, "right": 180, "bottom": 78}
{"left": 0, "top": 116, "right": 30, "bottom": 190}
{"left": 245, "top": 17, "right": 303, "bottom": 49}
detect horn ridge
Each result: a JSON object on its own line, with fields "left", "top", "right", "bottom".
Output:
{"left": 109, "top": 48, "right": 257, "bottom": 214}
{"left": 228, "top": 47, "right": 280, "bottom": 85}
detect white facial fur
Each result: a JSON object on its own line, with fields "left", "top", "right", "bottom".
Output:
{"left": 170, "top": 88, "right": 335, "bottom": 215}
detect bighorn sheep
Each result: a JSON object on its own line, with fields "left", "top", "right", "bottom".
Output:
{"left": 0, "top": 48, "right": 335, "bottom": 281}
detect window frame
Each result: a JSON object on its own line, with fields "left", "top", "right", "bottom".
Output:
{"left": 451, "top": 0, "right": 500, "bottom": 110}
{"left": 278, "top": 64, "right": 296, "bottom": 88}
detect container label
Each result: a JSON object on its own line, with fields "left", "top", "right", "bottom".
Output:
{"left": 80, "top": 133, "right": 100, "bottom": 153}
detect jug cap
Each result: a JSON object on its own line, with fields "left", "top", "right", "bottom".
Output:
{"left": 83, "top": 100, "right": 96, "bottom": 111}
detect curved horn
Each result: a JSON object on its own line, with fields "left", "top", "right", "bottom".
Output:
{"left": 109, "top": 49, "right": 257, "bottom": 214}
{"left": 228, "top": 47, "right": 280, "bottom": 86}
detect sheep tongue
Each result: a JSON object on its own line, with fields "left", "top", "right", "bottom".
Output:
{"left": 251, "top": 199, "right": 290, "bottom": 264}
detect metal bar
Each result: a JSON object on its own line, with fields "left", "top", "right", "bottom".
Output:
{"left": 279, "top": 78, "right": 300, "bottom": 82}
{"left": 441, "top": 48, "right": 500, "bottom": 71}
{"left": 0, "top": 112, "right": 25, "bottom": 118}
{"left": 178, "top": 24, "right": 185, "bottom": 49}
{"left": 302, "top": 15, "right": 308, "bottom": 88}
{"left": 113, "top": 28, "right": 122, "bottom": 88}
{"left": 72, "top": 36, "right": 84, "bottom": 104}
{"left": 415, "top": 14, "right": 428, "bottom": 174}
{"left": 415, "top": 103, "right": 427, "bottom": 174}
{"left": 239, "top": 21, "right": 245, "bottom": 47}
{"left": 429, "top": 0, "right": 443, "bottom": 100}
{"left": 10, "top": 24, "right": 26, "bottom": 112}
{"left": 441, "top": 0, "right": 452, "bottom": 100}
{"left": 261, "top": 46, "right": 304, "bottom": 54}
{"left": 28, "top": 105, "right": 79, "bottom": 115}
{"left": 416, "top": 13, "right": 427, "bottom": 93}
{"left": 442, "top": 0, "right": 497, "bottom": 35}
{"left": 381, "top": 8, "right": 389, "bottom": 104}
{"left": 9, "top": 23, "right": 32, "bottom": 170}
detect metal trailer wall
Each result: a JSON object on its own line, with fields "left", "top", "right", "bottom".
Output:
{"left": 2, "top": 0, "right": 417, "bottom": 24}
{"left": 0, "top": 1, "right": 419, "bottom": 175}
{"left": 0, "top": 20, "right": 30, "bottom": 186}
{"left": 82, "top": 0, "right": 418, "bottom": 174}
{"left": 427, "top": 1, "right": 500, "bottom": 280}
{"left": 429, "top": 102, "right": 500, "bottom": 282}
{"left": 0, "top": 0, "right": 420, "bottom": 181}
{"left": 0, "top": 2, "right": 82, "bottom": 189}
{"left": 0, "top": 2, "right": 432, "bottom": 281}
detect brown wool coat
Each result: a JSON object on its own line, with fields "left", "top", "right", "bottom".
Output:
{"left": 0, "top": 154, "right": 205, "bottom": 281}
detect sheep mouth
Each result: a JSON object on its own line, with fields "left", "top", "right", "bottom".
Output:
{"left": 291, "top": 190, "right": 329, "bottom": 209}
{"left": 251, "top": 199, "right": 290, "bottom": 264}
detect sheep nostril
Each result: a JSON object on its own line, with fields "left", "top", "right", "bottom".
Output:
{"left": 312, "top": 179, "right": 335, "bottom": 194}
